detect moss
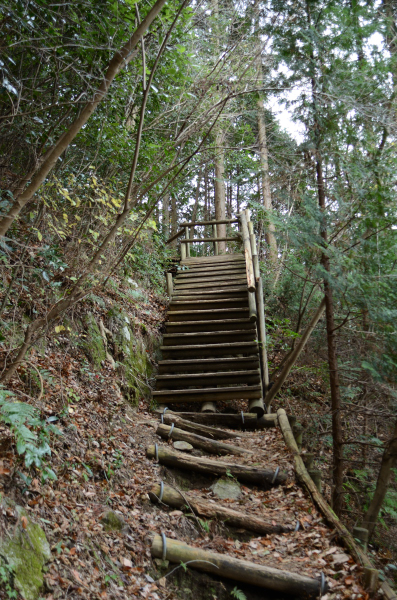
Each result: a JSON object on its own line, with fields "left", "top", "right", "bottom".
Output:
{"left": 100, "top": 510, "right": 126, "bottom": 532}
{"left": 80, "top": 313, "right": 106, "bottom": 370}
{"left": 0, "top": 506, "right": 51, "bottom": 600}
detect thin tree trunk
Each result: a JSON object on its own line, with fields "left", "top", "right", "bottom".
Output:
{"left": 316, "top": 154, "right": 344, "bottom": 516}
{"left": 214, "top": 129, "right": 226, "bottom": 253}
{"left": 162, "top": 193, "right": 170, "bottom": 238}
{"left": 255, "top": 18, "right": 277, "bottom": 265}
{"left": 0, "top": 0, "right": 168, "bottom": 238}
{"left": 264, "top": 298, "right": 326, "bottom": 409}
{"left": 170, "top": 195, "right": 177, "bottom": 249}
{"left": 362, "top": 420, "right": 397, "bottom": 540}
{"left": 257, "top": 100, "right": 277, "bottom": 264}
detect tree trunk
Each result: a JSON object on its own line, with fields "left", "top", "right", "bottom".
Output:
{"left": 162, "top": 193, "right": 170, "bottom": 238}
{"left": 214, "top": 129, "right": 226, "bottom": 253}
{"left": 257, "top": 99, "right": 277, "bottom": 265}
{"left": 264, "top": 298, "right": 326, "bottom": 408}
{"left": 0, "top": 0, "right": 168, "bottom": 238}
{"left": 170, "top": 195, "right": 178, "bottom": 249}
{"left": 362, "top": 420, "right": 397, "bottom": 540}
{"left": 316, "top": 154, "right": 344, "bottom": 516}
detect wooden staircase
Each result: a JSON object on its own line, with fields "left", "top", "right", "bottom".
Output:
{"left": 153, "top": 212, "right": 269, "bottom": 415}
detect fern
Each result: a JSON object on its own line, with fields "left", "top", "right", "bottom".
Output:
{"left": 0, "top": 387, "right": 61, "bottom": 481}
{"left": 231, "top": 587, "right": 247, "bottom": 600}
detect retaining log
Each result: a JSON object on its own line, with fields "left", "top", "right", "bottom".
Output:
{"left": 161, "top": 414, "right": 241, "bottom": 440}
{"left": 146, "top": 445, "right": 287, "bottom": 486}
{"left": 156, "top": 424, "right": 252, "bottom": 456}
{"left": 151, "top": 535, "right": 325, "bottom": 597}
{"left": 155, "top": 411, "right": 278, "bottom": 429}
{"left": 149, "top": 484, "right": 293, "bottom": 535}
{"left": 277, "top": 408, "right": 392, "bottom": 599}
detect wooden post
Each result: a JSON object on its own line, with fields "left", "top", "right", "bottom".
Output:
{"left": 238, "top": 212, "right": 255, "bottom": 292}
{"left": 363, "top": 568, "right": 378, "bottom": 594}
{"left": 353, "top": 526, "right": 369, "bottom": 552}
{"left": 166, "top": 273, "right": 173, "bottom": 296}
{"left": 184, "top": 226, "right": 190, "bottom": 257}
{"left": 248, "top": 291, "right": 257, "bottom": 322}
{"left": 292, "top": 423, "right": 304, "bottom": 449}
{"left": 248, "top": 220, "right": 261, "bottom": 281}
{"left": 255, "top": 277, "right": 270, "bottom": 400}
{"left": 302, "top": 453, "right": 314, "bottom": 469}
{"left": 213, "top": 224, "right": 219, "bottom": 255}
{"left": 307, "top": 469, "right": 322, "bottom": 493}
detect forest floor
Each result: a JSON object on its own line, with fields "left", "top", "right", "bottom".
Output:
{"left": 0, "top": 283, "right": 392, "bottom": 600}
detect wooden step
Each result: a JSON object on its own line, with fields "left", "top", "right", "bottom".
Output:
{"left": 173, "top": 286, "right": 247, "bottom": 297}
{"left": 177, "top": 263, "right": 246, "bottom": 274}
{"left": 158, "top": 356, "right": 260, "bottom": 374}
{"left": 181, "top": 254, "right": 244, "bottom": 263}
{"left": 174, "top": 280, "right": 247, "bottom": 291}
{"left": 162, "top": 330, "right": 256, "bottom": 346}
{"left": 161, "top": 341, "right": 258, "bottom": 358}
{"left": 174, "top": 276, "right": 247, "bottom": 287}
{"left": 169, "top": 298, "right": 247, "bottom": 311}
{"left": 152, "top": 384, "right": 262, "bottom": 402}
{"left": 156, "top": 370, "right": 261, "bottom": 389}
{"left": 175, "top": 268, "right": 246, "bottom": 279}
{"left": 171, "top": 292, "right": 247, "bottom": 302}
{"left": 165, "top": 319, "right": 256, "bottom": 333}
{"left": 167, "top": 308, "right": 249, "bottom": 322}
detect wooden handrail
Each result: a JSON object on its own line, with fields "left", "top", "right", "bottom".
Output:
{"left": 180, "top": 236, "right": 240, "bottom": 244}
{"left": 238, "top": 212, "right": 255, "bottom": 292}
{"left": 166, "top": 228, "right": 185, "bottom": 245}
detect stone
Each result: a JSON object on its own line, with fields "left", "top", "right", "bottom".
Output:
{"left": 210, "top": 478, "right": 241, "bottom": 500}
{"left": 173, "top": 441, "right": 193, "bottom": 452}
{"left": 0, "top": 506, "right": 51, "bottom": 600}
{"left": 100, "top": 510, "right": 126, "bottom": 532}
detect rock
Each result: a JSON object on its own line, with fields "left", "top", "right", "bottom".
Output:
{"left": 0, "top": 506, "right": 51, "bottom": 600}
{"left": 210, "top": 478, "right": 241, "bottom": 500}
{"left": 100, "top": 510, "right": 126, "bottom": 532}
{"left": 173, "top": 441, "right": 193, "bottom": 452}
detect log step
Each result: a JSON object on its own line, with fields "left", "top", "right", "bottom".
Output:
{"left": 162, "top": 331, "right": 256, "bottom": 346}
{"left": 158, "top": 356, "right": 260, "bottom": 374}
{"left": 156, "top": 369, "right": 261, "bottom": 389}
{"left": 152, "top": 384, "right": 262, "bottom": 402}
{"left": 146, "top": 445, "right": 286, "bottom": 485}
{"left": 167, "top": 308, "right": 249, "bottom": 322}
{"left": 160, "top": 341, "right": 258, "bottom": 358}
{"left": 156, "top": 423, "right": 253, "bottom": 456}
{"left": 154, "top": 411, "right": 278, "bottom": 429}
{"left": 151, "top": 536, "right": 324, "bottom": 597}
{"left": 149, "top": 483, "right": 295, "bottom": 534}
{"left": 165, "top": 319, "right": 256, "bottom": 333}
{"left": 160, "top": 414, "right": 242, "bottom": 439}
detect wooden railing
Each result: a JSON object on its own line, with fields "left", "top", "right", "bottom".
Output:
{"left": 166, "top": 211, "right": 270, "bottom": 412}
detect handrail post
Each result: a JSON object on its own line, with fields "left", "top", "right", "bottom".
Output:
{"left": 166, "top": 273, "right": 173, "bottom": 296}
{"left": 256, "top": 276, "right": 270, "bottom": 399}
{"left": 185, "top": 226, "right": 190, "bottom": 258}
{"left": 213, "top": 224, "right": 219, "bottom": 256}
